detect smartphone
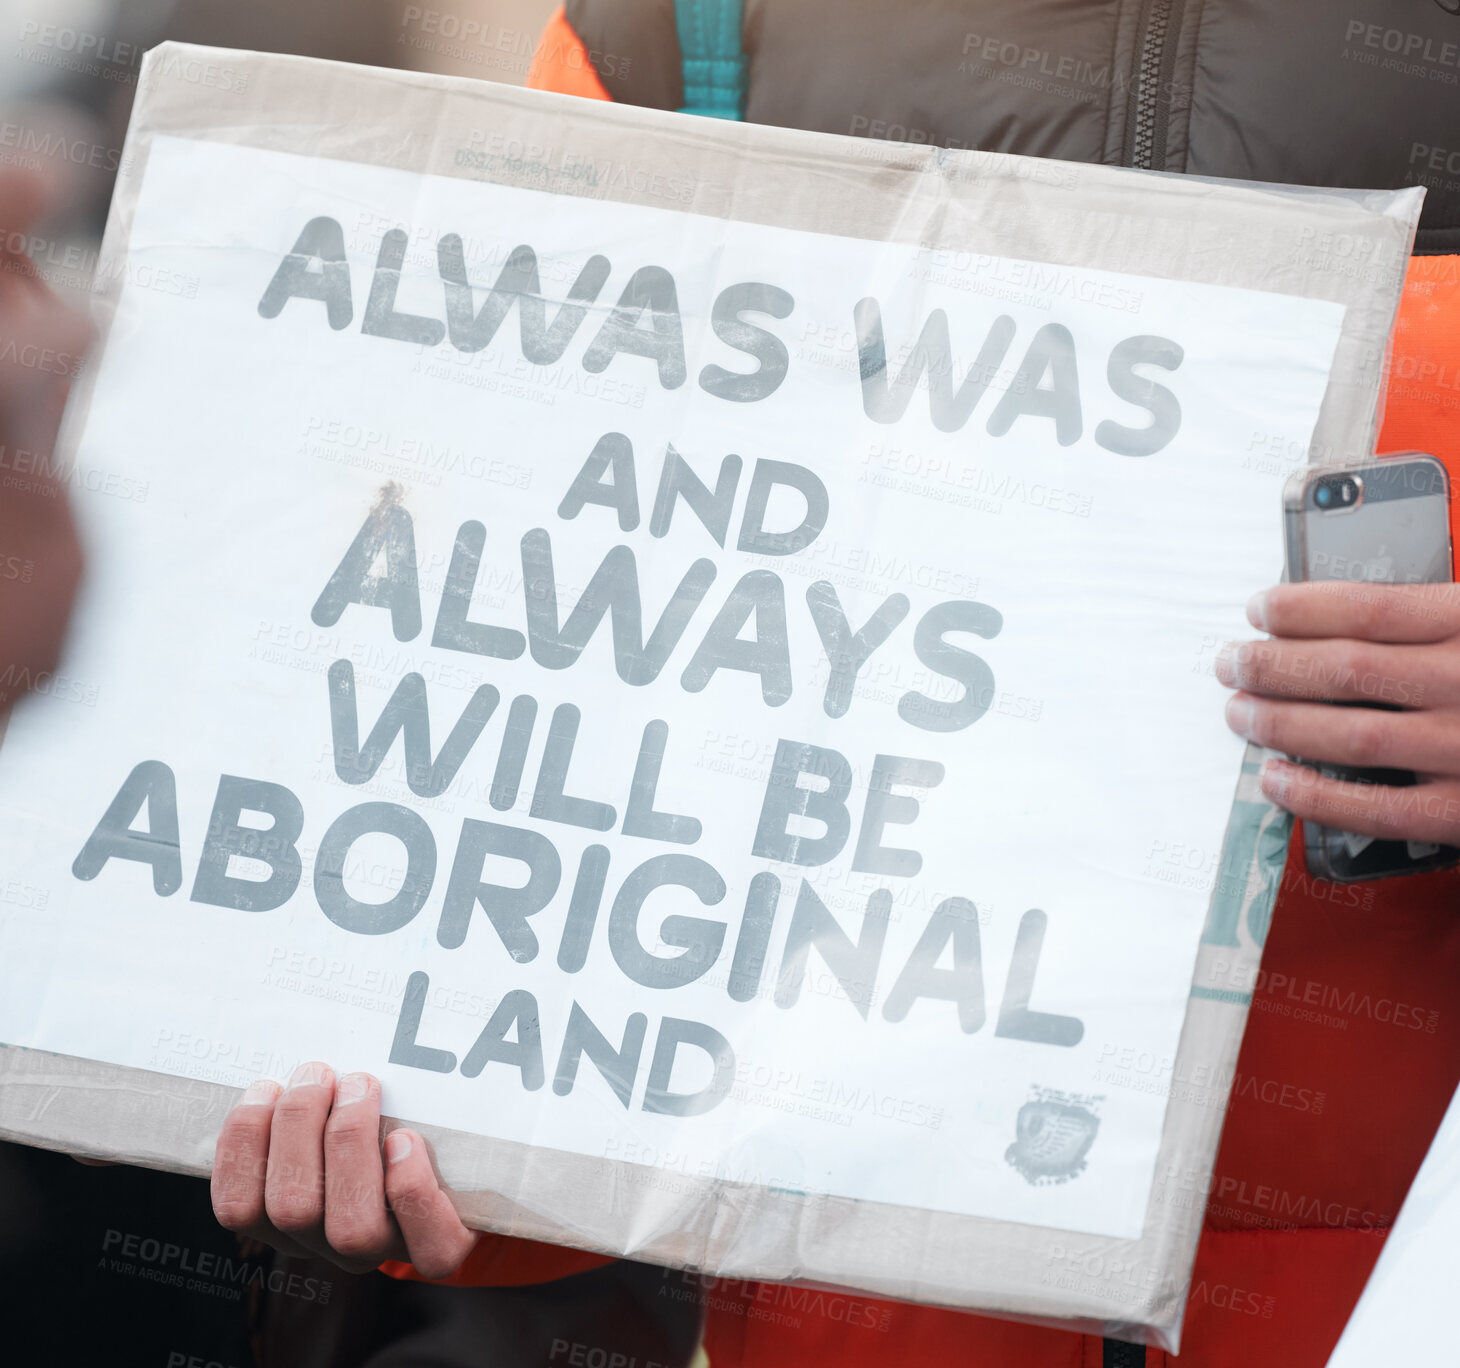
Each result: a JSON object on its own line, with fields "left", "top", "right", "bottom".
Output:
{"left": 1281, "top": 453, "right": 1457, "bottom": 883}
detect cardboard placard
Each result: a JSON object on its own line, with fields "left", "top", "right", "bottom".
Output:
{"left": 0, "top": 44, "right": 1421, "bottom": 1348}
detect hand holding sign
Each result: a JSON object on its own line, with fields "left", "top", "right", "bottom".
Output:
{"left": 211, "top": 1063, "right": 478, "bottom": 1276}
{"left": 1221, "top": 582, "right": 1460, "bottom": 843}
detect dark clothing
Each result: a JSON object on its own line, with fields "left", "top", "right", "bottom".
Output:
{"left": 566, "top": 0, "right": 1460, "bottom": 254}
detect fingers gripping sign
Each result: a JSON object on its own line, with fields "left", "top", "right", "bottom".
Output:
{"left": 211, "top": 1063, "right": 479, "bottom": 1276}
{"left": 380, "top": 1129, "right": 484, "bottom": 1279}
{"left": 1218, "top": 582, "right": 1460, "bottom": 846}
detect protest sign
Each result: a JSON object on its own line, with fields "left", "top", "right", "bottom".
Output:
{"left": 0, "top": 44, "right": 1421, "bottom": 1347}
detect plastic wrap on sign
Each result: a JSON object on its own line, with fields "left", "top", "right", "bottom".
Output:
{"left": 0, "top": 43, "right": 1423, "bottom": 1351}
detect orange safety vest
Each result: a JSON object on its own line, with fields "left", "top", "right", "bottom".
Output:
{"left": 386, "top": 14, "right": 1460, "bottom": 1365}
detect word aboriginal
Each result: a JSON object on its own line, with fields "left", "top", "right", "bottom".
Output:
{"left": 258, "top": 216, "right": 1188, "bottom": 450}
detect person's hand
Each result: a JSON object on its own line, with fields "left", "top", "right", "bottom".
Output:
{"left": 211, "top": 1063, "right": 480, "bottom": 1277}
{"left": 1219, "top": 582, "right": 1460, "bottom": 845}
{"left": 0, "top": 165, "right": 88, "bottom": 716}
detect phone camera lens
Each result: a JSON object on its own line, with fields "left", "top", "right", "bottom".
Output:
{"left": 1313, "top": 475, "right": 1357, "bottom": 511}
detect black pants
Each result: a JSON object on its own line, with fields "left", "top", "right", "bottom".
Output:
{"left": 254, "top": 1252, "right": 706, "bottom": 1368}
{"left": 0, "top": 1143, "right": 702, "bottom": 1368}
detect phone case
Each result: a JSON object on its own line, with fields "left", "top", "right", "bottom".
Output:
{"left": 1280, "top": 453, "right": 1457, "bottom": 883}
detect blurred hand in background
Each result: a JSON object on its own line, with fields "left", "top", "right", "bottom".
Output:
{"left": 0, "top": 166, "right": 87, "bottom": 716}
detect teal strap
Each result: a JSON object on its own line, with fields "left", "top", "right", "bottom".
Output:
{"left": 674, "top": 0, "right": 746, "bottom": 119}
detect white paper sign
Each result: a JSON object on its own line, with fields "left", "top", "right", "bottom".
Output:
{"left": 0, "top": 133, "right": 1345, "bottom": 1240}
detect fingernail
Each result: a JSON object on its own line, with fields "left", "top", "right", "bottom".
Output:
{"left": 239, "top": 1080, "right": 278, "bottom": 1106}
{"left": 1225, "top": 695, "right": 1254, "bottom": 738}
{"left": 1261, "top": 759, "right": 1292, "bottom": 802}
{"left": 1214, "top": 643, "right": 1239, "bottom": 686}
{"left": 384, "top": 1131, "right": 413, "bottom": 1164}
{"left": 1246, "top": 591, "right": 1270, "bottom": 632}
{"left": 286, "top": 1061, "right": 333, "bottom": 1091}
{"left": 335, "top": 1073, "right": 372, "bottom": 1105}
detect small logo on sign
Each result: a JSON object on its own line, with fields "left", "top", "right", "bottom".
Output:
{"left": 1006, "top": 1089, "right": 1101, "bottom": 1185}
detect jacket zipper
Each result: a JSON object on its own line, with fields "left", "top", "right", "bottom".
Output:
{"left": 1123, "top": 0, "right": 1186, "bottom": 169}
